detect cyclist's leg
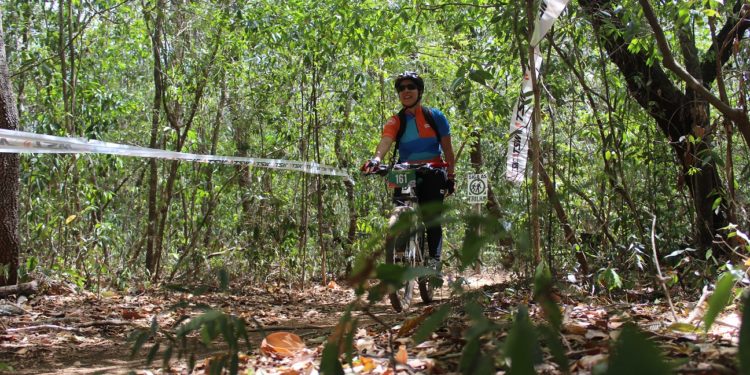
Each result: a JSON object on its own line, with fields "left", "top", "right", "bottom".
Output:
{"left": 416, "top": 169, "right": 447, "bottom": 261}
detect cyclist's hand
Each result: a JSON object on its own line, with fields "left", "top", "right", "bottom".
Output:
{"left": 361, "top": 158, "right": 380, "bottom": 174}
{"left": 445, "top": 177, "right": 455, "bottom": 196}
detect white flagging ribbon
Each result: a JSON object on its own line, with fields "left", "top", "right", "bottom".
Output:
{"left": 505, "top": 0, "right": 570, "bottom": 184}
{"left": 0, "top": 129, "right": 350, "bottom": 178}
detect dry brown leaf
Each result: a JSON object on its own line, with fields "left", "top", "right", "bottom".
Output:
{"left": 359, "top": 356, "right": 376, "bottom": 372}
{"left": 121, "top": 309, "right": 144, "bottom": 320}
{"left": 395, "top": 345, "right": 408, "bottom": 364}
{"left": 585, "top": 329, "right": 608, "bottom": 340}
{"left": 397, "top": 306, "right": 435, "bottom": 337}
{"left": 260, "top": 332, "right": 306, "bottom": 358}
{"left": 577, "top": 353, "right": 607, "bottom": 370}
{"left": 563, "top": 323, "right": 587, "bottom": 335}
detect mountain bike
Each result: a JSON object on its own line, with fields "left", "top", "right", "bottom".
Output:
{"left": 365, "top": 162, "right": 445, "bottom": 312}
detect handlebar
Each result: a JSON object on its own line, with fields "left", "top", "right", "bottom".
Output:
{"left": 363, "top": 161, "right": 449, "bottom": 176}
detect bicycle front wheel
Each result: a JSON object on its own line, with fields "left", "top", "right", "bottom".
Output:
{"left": 386, "top": 230, "right": 415, "bottom": 312}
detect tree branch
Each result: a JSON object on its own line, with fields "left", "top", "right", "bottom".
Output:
{"left": 700, "top": 1, "right": 750, "bottom": 83}
{"left": 638, "top": 0, "right": 749, "bottom": 129}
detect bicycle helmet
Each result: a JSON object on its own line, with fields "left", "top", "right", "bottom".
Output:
{"left": 394, "top": 71, "right": 425, "bottom": 92}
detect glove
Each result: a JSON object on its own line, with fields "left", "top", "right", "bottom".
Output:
{"left": 445, "top": 177, "right": 455, "bottom": 196}
{"left": 361, "top": 158, "right": 380, "bottom": 174}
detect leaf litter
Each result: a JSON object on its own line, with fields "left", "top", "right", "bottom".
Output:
{"left": 0, "top": 271, "right": 743, "bottom": 374}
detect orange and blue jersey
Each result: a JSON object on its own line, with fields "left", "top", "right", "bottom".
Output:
{"left": 382, "top": 106, "right": 450, "bottom": 163}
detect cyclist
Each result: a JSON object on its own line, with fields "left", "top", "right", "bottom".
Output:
{"left": 362, "top": 71, "right": 456, "bottom": 271}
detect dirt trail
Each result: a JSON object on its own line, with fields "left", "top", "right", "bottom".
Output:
{"left": 1, "top": 269, "right": 506, "bottom": 374}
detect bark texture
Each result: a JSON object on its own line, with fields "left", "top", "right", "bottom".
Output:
{"left": 578, "top": 0, "right": 750, "bottom": 254}
{"left": 0, "top": 18, "right": 21, "bottom": 285}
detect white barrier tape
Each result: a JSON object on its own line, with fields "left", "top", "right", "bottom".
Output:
{"left": 0, "top": 129, "right": 350, "bottom": 178}
{"left": 505, "top": 0, "right": 570, "bottom": 184}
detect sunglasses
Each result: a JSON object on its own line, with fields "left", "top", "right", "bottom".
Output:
{"left": 397, "top": 83, "right": 418, "bottom": 92}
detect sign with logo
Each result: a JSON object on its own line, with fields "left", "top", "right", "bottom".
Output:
{"left": 467, "top": 173, "right": 488, "bottom": 204}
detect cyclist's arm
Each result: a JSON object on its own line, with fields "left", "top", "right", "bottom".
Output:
{"left": 440, "top": 135, "right": 456, "bottom": 175}
{"left": 372, "top": 136, "right": 394, "bottom": 163}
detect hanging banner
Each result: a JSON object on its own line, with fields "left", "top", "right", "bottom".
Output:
{"left": 531, "top": 0, "right": 571, "bottom": 46}
{"left": 0, "top": 129, "right": 350, "bottom": 178}
{"left": 505, "top": 0, "right": 570, "bottom": 184}
{"left": 505, "top": 47, "right": 542, "bottom": 184}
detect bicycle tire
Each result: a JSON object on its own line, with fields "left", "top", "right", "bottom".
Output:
{"left": 418, "top": 227, "right": 436, "bottom": 303}
{"left": 385, "top": 209, "right": 415, "bottom": 313}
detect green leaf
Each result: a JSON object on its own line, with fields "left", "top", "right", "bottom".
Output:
{"left": 712, "top": 197, "right": 722, "bottom": 211}
{"left": 459, "top": 336, "right": 494, "bottom": 375}
{"left": 538, "top": 324, "right": 569, "bottom": 373}
{"left": 414, "top": 304, "right": 451, "bottom": 343}
{"left": 668, "top": 322, "right": 698, "bottom": 333}
{"left": 740, "top": 290, "right": 750, "bottom": 374}
{"left": 702, "top": 9, "right": 719, "bottom": 18}
{"left": 146, "top": 342, "right": 160, "bottom": 365}
{"left": 606, "top": 323, "right": 672, "bottom": 375}
{"left": 320, "top": 342, "right": 345, "bottom": 375}
{"left": 375, "top": 263, "right": 407, "bottom": 286}
{"left": 450, "top": 77, "right": 466, "bottom": 92}
{"left": 129, "top": 330, "right": 150, "bottom": 359}
{"left": 468, "top": 68, "right": 493, "bottom": 85}
{"left": 533, "top": 262, "right": 561, "bottom": 329}
{"left": 218, "top": 268, "right": 230, "bottom": 291}
{"left": 704, "top": 273, "right": 737, "bottom": 332}
{"left": 162, "top": 345, "right": 173, "bottom": 370}
{"left": 505, "top": 305, "right": 541, "bottom": 375}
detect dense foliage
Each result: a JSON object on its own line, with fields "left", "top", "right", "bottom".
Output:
{"left": 1, "top": 0, "right": 748, "bottom": 294}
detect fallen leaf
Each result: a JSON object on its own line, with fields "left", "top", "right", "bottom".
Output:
{"left": 577, "top": 353, "right": 607, "bottom": 369}
{"left": 564, "top": 323, "right": 588, "bottom": 335}
{"left": 395, "top": 345, "right": 408, "bottom": 364}
{"left": 359, "top": 356, "right": 376, "bottom": 372}
{"left": 261, "top": 332, "right": 306, "bottom": 358}
{"left": 398, "top": 306, "right": 434, "bottom": 337}
{"left": 668, "top": 322, "right": 699, "bottom": 333}
{"left": 121, "top": 309, "right": 144, "bottom": 320}
{"left": 585, "top": 329, "right": 608, "bottom": 340}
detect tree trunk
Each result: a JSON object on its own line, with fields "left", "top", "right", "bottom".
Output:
{"left": 336, "top": 97, "right": 356, "bottom": 276}
{"left": 0, "top": 17, "right": 21, "bottom": 285}
{"left": 527, "top": 0, "right": 542, "bottom": 264}
{"left": 578, "top": 0, "right": 745, "bottom": 255}
{"left": 201, "top": 74, "right": 227, "bottom": 250}
{"left": 539, "top": 162, "right": 589, "bottom": 275}
{"left": 312, "top": 66, "right": 327, "bottom": 286}
{"left": 144, "top": 1, "right": 165, "bottom": 275}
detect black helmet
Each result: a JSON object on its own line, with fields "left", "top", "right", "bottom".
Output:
{"left": 394, "top": 71, "right": 424, "bottom": 92}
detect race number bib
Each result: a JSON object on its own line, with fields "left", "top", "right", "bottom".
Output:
{"left": 387, "top": 169, "right": 416, "bottom": 188}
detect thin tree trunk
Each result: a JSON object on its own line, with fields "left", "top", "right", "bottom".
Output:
{"left": 527, "top": 0, "right": 542, "bottom": 264}
{"left": 151, "top": 21, "right": 221, "bottom": 281}
{"left": 299, "top": 76, "right": 309, "bottom": 286}
{"left": 539, "top": 162, "right": 589, "bottom": 275}
{"left": 312, "top": 65, "right": 326, "bottom": 285}
{"left": 202, "top": 74, "right": 227, "bottom": 250}
{"left": 551, "top": 41, "right": 646, "bottom": 239}
{"left": 144, "top": 1, "right": 165, "bottom": 275}
{"left": 336, "top": 96, "right": 356, "bottom": 276}
{"left": 0, "top": 17, "right": 21, "bottom": 285}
